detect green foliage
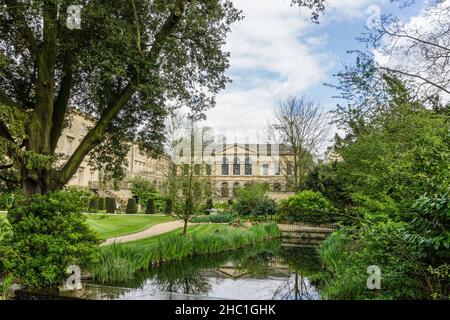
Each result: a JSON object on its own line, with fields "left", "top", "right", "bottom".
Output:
{"left": 350, "top": 193, "right": 401, "bottom": 224}
{"left": 145, "top": 199, "right": 155, "bottom": 215}
{"left": 106, "top": 197, "right": 116, "bottom": 214}
{"left": 191, "top": 213, "right": 234, "bottom": 224}
{"left": 130, "top": 177, "right": 158, "bottom": 206}
{"left": 0, "top": 191, "right": 16, "bottom": 210}
{"left": 318, "top": 222, "right": 425, "bottom": 299}
{"left": 3, "top": 191, "right": 100, "bottom": 288}
{"left": 279, "top": 190, "right": 336, "bottom": 224}
{"left": 205, "top": 198, "right": 214, "bottom": 213}
{"left": 126, "top": 198, "right": 138, "bottom": 214}
{"left": 88, "top": 198, "right": 99, "bottom": 213}
{"left": 234, "top": 183, "right": 275, "bottom": 218}
{"left": 91, "top": 223, "right": 281, "bottom": 283}
{"left": 164, "top": 197, "right": 173, "bottom": 215}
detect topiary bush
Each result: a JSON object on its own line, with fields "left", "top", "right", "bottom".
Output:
{"left": 3, "top": 191, "right": 99, "bottom": 288}
{"left": 106, "top": 197, "right": 116, "bottom": 213}
{"left": 145, "top": 199, "right": 155, "bottom": 215}
{"left": 126, "top": 198, "right": 137, "bottom": 214}
{"left": 164, "top": 197, "right": 173, "bottom": 215}
{"left": 98, "top": 197, "right": 106, "bottom": 211}
{"left": 89, "top": 197, "right": 99, "bottom": 213}
{"left": 279, "top": 190, "right": 336, "bottom": 224}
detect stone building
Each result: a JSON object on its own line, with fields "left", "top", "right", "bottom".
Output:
{"left": 56, "top": 111, "right": 293, "bottom": 199}
{"left": 183, "top": 143, "right": 292, "bottom": 198}
{"left": 55, "top": 110, "right": 170, "bottom": 196}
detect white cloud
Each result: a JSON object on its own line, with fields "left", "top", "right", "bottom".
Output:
{"left": 203, "top": 0, "right": 397, "bottom": 140}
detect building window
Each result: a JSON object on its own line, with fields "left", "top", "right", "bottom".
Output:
{"left": 194, "top": 164, "right": 201, "bottom": 175}
{"left": 274, "top": 161, "right": 280, "bottom": 175}
{"left": 263, "top": 164, "right": 269, "bottom": 176}
{"left": 221, "top": 157, "right": 229, "bottom": 175}
{"left": 80, "top": 123, "right": 86, "bottom": 136}
{"left": 221, "top": 182, "right": 229, "bottom": 197}
{"left": 206, "top": 164, "right": 212, "bottom": 175}
{"left": 233, "top": 157, "right": 240, "bottom": 175}
{"left": 244, "top": 157, "right": 252, "bottom": 175}
{"left": 66, "top": 137, "right": 73, "bottom": 156}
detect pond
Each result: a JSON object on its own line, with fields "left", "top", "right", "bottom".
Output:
{"left": 90, "top": 240, "right": 322, "bottom": 300}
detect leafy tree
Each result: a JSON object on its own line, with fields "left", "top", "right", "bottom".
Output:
{"left": 234, "top": 183, "right": 276, "bottom": 219}
{"left": 0, "top": 0, "right": 326, "bottom": 196}
{"left": 129, "top": 177, "right": 158, "bottom": 207}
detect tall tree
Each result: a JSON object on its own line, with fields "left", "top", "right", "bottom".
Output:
{"left": 0, "top": 0, "right": 326, "bottom": 196}
{"left": 271, "top": 96, "right": 331, "bottom": 192}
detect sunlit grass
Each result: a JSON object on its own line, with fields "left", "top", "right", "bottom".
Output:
{"left": 85, "top": 214, "right": 174, "bottom": 240}
{"left": 91, "top": 223, "right": 281, "bottom": 283}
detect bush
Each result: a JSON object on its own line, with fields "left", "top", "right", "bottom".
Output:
{"left": 88, "top": 198, "right": 99, "bottom": 213}
{"left": 126, "top": 198, "right": 137, "bottom": 214}
{"left": 279, "top": 190, "right": 336, "bottom": 224}
{"left": 0, "top": 191, "right": 15, "bottom": 210}
{"left": 106, "top": 197, "right": 116, "bottom": 213}
{"left": 234, "top": 183, "right": 275, "bottom": 218}
{"left": 205, "top": 198, "right": 214, "bottom": 214}
{"left": 164, "top": 198, "right": 173, "bottom": 215}
{"left": 3, "top": 191, "right": 99, "bottom": 288}
{"left": 145, "top": 199, "right": 155, "bottom": 215}
{"left": 191, "top": 213, "right": 234, "bottom": 223}
{"left": 318, "top": 222, "right": 425, "bottom": 299}
{"left": 98, "top": 197, "right": 106, "bottom": 211}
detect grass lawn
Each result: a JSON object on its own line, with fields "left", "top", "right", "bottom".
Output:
{"left": 85, "top": 214, "right": 175, "bottom": 240}
{"left": 124, "top": 223, "right": 231, "bottom": 246}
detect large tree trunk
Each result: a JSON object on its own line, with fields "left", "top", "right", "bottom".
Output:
{"left": 20, "top": 167, "right": 59, "bottom": 196}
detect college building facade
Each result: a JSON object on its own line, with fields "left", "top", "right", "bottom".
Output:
{"left": 56, "top": 111, "right": 292, "bottom": 199}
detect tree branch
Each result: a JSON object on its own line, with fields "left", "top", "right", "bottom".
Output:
{"left": 50, "top": 53, "right": 74, "bottom": 152}
{"left": 57, "top": 0, "right": 187, "bottom": 187}
{"left": 379, "top": 66, "right": 450, "bottom": 95}
{"left": 5, "top": 0, "right": 39, "bottom": 62}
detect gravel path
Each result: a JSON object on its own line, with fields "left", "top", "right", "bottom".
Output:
{"left": 101, "top": 220, "right": 189, "bottom": 246}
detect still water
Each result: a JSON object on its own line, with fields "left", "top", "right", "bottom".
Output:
{"left": 93, "top": 240, "right": 322, "bottom": 300}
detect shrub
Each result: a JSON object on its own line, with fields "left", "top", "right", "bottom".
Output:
{"left": 106, "top": 197, "right": 116, "bottom": 213}
{"left": 3, "top": 191, "right": 100, "bottom": 288}
{"left": 234, "top": 183, "right": 274, "bottom": 218}
{"left": 279, "top": 190, "right": 336, "bottom": 224}
{"left": 164, "top": 197, "right": 173, "bottom": 215}
{"left": 350, "top": 193, "right": 401, "bottom": 223}
{"left": 318, "top": 222, "right": 425, "bottom": 299}
{"left": 88, "top": 198, "right": 99, "bottom": 213}
{"left": 205, "top": 198, "right": 214, "bottom": 214}
{"left": 98, "top": 197, "right": 106, "bottom": 211}
{"left": 0, "top": 191, "right": 15, "bottom": 210}
{"left": 191, "top": 213, "right": 234, "bottom": 223}
{"left": 145, "top": 199, "right": 155, "bottom": 215}
{"left": 126, "top": 198, "right": 138, "bottom": 214}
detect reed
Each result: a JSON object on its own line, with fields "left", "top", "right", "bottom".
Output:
{"left": 91, "top": 223, "right": 281, "bottom": 283}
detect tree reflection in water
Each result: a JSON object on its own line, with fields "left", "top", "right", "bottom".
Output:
{"left": 102, "top": 241, "right": 322, "bottom": 299}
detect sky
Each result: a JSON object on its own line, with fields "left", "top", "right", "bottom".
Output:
{"left": 200, "top": 0, "right": 426, "bottom": 148}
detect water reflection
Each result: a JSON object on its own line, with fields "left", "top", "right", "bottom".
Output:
{"left": 98, "top": 241, "right": 322, "bottom": 300}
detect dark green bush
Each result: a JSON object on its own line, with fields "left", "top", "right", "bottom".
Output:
{"left": 0, "top": 191, "right": 15, "bottom": 210}
{"left": 88, "top": 198, "right": 99, "bottom": 213}
{"left": 126, "top": 198, "right": 137, "bottom": 214}
{"left": 106, "top": 197, "right": 116, "bottom": 213}
{"left": 145, "top": 199, "right": 155, "bottom": 215}
{"left": 164, "top": 197, "right": 173, "bottom": 215}
{"left": 191, "top": 213, "right": 234, "bottom": 223}
{"left": 234, "top": 183, "right": 274, "bottom": 218}
{"left": 98, "top": 197, "right": 106, "bottom": 211}
{"left": 3, "top": 191, "right": 99, "bottom": 288}
{"left": 318, "top": 222, "right": 425, "bottom": 299}
{"left": 279, "top": 190, "right": 336, "bottom": 224}
{"left": 205, "top": 198, "right": 214, "bottom": 214}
